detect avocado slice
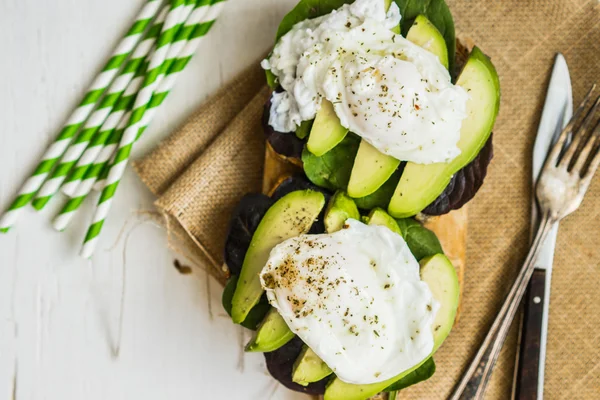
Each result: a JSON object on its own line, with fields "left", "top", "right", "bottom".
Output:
{"left": 366, "top": 208, "right": 403, "bottom": 236}
{"left": 222, "top": 276, "right": 270, "bottom": 330}
{"left": 246, "top": 308, "right": 295, "bottom": 352}
{"left": 406, "top": 15, "right": 449, "bottom": 69}
{"left": 324, "top": 191, "right": 360, "bottom": 233}
{"left": 323, "top": 253, "right": 459, "bottom": 400}
{"left": 346, "top": 15, "right": 449, "bottom": 201}
{"left": 307, "top": 100, "right": 349, "bottom": 156}
{"left": 231, "top": 190, "right": 326, "bottom": 323}
{"left": 419, "top": 254, "right": 460, "bottom": 349}
{"left": 347, "top": 141, "right": 400, "bottom": 198}
{"left": 388, "top": 47, "right": 500, "bottom": 218}
{"left": 292, "top": 345, "right": 333, "bottom": 386}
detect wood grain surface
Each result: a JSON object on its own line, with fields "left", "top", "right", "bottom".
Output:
{"left": 0, "top": 1, "right": 309, "bottom": 399}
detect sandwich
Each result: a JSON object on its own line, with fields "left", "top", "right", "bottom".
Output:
{"left": 222, "top": 0, "right": 500, "bottom": 398}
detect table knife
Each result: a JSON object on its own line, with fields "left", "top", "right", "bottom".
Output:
{"left": 513, "top": 53, "right": 573, "bottom": 400}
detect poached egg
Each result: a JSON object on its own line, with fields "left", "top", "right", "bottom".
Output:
{"left": 262, "top": 0, "right": 469, "bottom": 164}
{"left": 259, "top": 219, "right": 439, "bottom": 384}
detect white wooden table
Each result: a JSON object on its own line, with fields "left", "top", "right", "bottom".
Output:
{"left": 0, "top": 1, "right": 306, "bottom": 398}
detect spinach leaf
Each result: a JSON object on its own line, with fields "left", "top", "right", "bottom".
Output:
{"left": 275, "top": 0, "right": 354, "bottom": 40}
{"left": 222, "top": 276, "right": 271, "bottom": 330}
{"left": 384, "top": 357, "right": 436, "bottom": 392}
{"left": 354, "top": 167, "right": 402, "bottom": 210}
{"left": 295, "top": 119, "right": 314, "bottom": 139}
{"left": 396, "top": 218, "right": 443, "bottom": 260}
{"left": 301, "top": 133, "right": 360, "bottom": 191}
{"left": 301, "top": 132, "right": 403, "bottom": 211}
{"left": 394, "top": 0, "right": 456, "bottom": 74}
{"left": 266, "top": 69, "right": 278, "bottom": 89}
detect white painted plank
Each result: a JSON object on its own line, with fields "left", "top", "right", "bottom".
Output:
{"left": 0, "top": 0, "right": 308, "bottom": 398}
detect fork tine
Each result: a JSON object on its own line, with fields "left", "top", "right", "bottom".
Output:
{"left": 572, "top": 118, "right": 600, "bottom": 173}
{"left": 546, "top": 84, "right": 596, "bottom": 167}
{"left": 560, "top": 93, "right": 600, "bottom": 169}
{"left": 581, "top": 126, "right": 600, "bottom": 184}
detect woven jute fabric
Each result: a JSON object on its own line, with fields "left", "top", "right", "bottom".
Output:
{"left": 134, "top": 62, "right": 266, "bottom": 197}
{"left": 134, "top": 0, "right": 600, "bottom": 398}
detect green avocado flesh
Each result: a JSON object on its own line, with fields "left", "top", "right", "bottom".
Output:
{"left": 388, "top": 46, "right": 500, "bottom": 218}
{"left": 293, "top": 346, "right": 333, "bottom": 386}
{"left": 324, "top": 254, "right": 459, "bottom": 400}
{"left": 420, "top": 254, "right": 460, "bottom": 351}
{"left": 246, "top": 308, "right": 295, "bottom": 352}
{"left": 231, "top": 190, "right": 326, "bottom": 323}
{"left": 366, "top": 208, "right": 403, "bottom": 236}
{"left": 324, "top": 191, "right": 360, "bottom": 233}
{"left": 347, "top": 141, "right": 400, "bottom": 198}
{"left": 406, "top": 15, "right": 449, "bottom": 69}
{"left": 346, "top": 15, "right": 449, "bottom": 201}
{"left": 307, "top": 100, "right": 349, "bottom": 157}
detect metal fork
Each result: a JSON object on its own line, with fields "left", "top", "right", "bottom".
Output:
{"left": 449, "top": 84, "right": 600, "bottom": 400}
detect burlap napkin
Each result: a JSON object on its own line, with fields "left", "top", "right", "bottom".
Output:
{"left": 133, "top": 1, "right": 599, "bottom": 398}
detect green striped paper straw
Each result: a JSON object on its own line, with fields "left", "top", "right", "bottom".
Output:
{"left": 89, "top": 0, "right": 201, "bottom": 195}
{"left": 82, "top": 0, "right": 198, "bottom": 194}
{"left": 53, "top": 113, "right": 129, "bottom": 231}
{"left": 139, "top": 0, "right": 225, "bottom": 135}
{"left": 81, "top": 0, "right": 224, "bottom": 257}
{"left": 31, "top": 6, "right": 170, "bottom": 210}
{"left": 52, "top": 0, "right": 195, "bottom": 228}
{"left": 52, "top": 44, "right": 159, "bottom": 231}
{"left": 95, "top": 0, "right": 225, "bottom": 191}
{"left": 52, "top": 65, "right": 147, "bottom": 231}
{"left": 68, "top": 0, "right": 215, "bottom": 196}
{"left": 80, "top": 0, "right": 189, "bottom": 257}
{"left": 0, "top": 0, "right": 162, "bottom": 233}
{"left": 91, "top": 0, "right": 212, "bottom": 193}
{"left": 59, "top": 8, "right": 170, "bottom": 199}
{"left": 92, "top": 159, "right": 112, "bottom": 192}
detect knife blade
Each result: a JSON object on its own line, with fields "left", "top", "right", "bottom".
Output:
{"left": 513, "top": 53, "right": 573, "bottom": 400}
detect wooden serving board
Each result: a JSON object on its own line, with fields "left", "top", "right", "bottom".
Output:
{"left": 262, "top": 144, "right": 466, "bottom": 400}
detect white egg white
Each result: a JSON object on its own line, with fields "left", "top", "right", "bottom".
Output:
{"left": 263, "top": 0, "right": 469, "bottom": 164}
{"left": 259, "top": 219, "right": 439, "bottom": 385}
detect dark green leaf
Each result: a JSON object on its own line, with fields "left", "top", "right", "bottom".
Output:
{"left": 222, "top": 276, "right": 271, "bottom": 330}
{"left": 275, "top": 0, "right": 354, "bottom": 41}
{"left": 222, "top": 276, "right": 237, "bottom": 315}
{"left": 394, "top": 0, "right": 456, "bottom": 75}
{"left": 394, "top": 216, "right": 421, "bottom": 235}
{"left": 266, "top": 69, "right": 278, "bottom": 89}
{"left": 295, "top": 119, "right": 314, "bottom": 139}
{"left": 384, "top": 357, "right": 436, "bottom": 392}
{"left": 396, "top": 218, "right": 443, "bottom": 260}
{"left": 301, "top": 133, "right": 360, "bottom": 191}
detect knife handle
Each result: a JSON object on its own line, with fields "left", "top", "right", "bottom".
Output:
{"left": 515, "top": 268, "right": 547, "bottom": 400}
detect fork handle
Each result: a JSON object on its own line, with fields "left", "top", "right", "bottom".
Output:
{"left": 514, "top": 268, "right": 547, "bottom": 400}
{"left": 448, "top": 216, "right": 554, "bottom": 400}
